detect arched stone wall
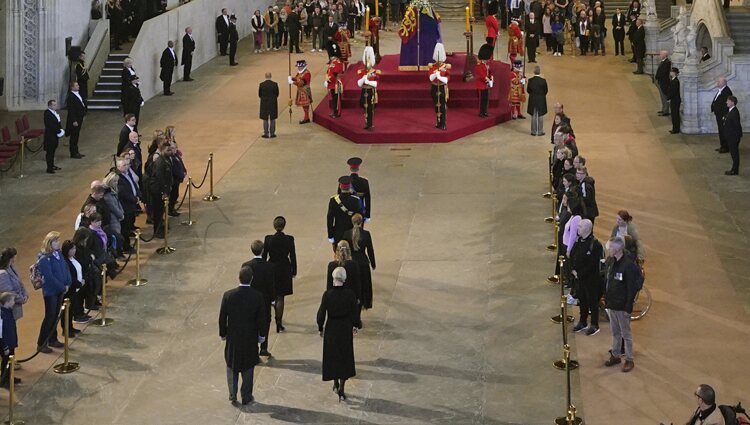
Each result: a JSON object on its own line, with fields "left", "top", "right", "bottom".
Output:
{"left": 689, "top": 0, "right": 729, "bottom": 39}
{"left": 697, "top": 23, "right": 712, "bottom": 53}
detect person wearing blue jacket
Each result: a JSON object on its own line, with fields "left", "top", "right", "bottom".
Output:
{"left": 36, "top": 231, "right": 71, "bottom": 353}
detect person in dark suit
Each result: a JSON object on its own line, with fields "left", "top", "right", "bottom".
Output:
{"left": 229, "top": 15, "right": 240, "bottom": 66}
{"left": 43, "top": 100, "right": 65, "bottom": 174}
{"left": 262, "top": 216, "right": 297, "bottom": 333}
{"left": 700, "top": 46, "right": 711, "bottom": 62}
{"left": 632, "top": 19, "right": 646, "bottom": 74}
{"left": 339, "top": 157, "right": 372, "bottom": 220}
{"left": 216, "top": 8, "right": 230, "bottom": 56}
{"left": 148, "top": 140, "right": 173, "bottom": 238}
{"left": 74, "top": 51, "right": 90, "bottom": 100}
{"left": 122, "top": 131, "right": 143, "bottom": 183}
{"left": 667, "top": 67, "right": 681, "bottom": 134}
{"left": 612, "top": 8, "right": 626, "bottom": 56}
{"left": 182, "top": 27, "right": 195, "bottom": 81}
{"left": 526, "top": 12, "right": 542, "bottom": 63}
{"left": 711, "top": 78, "right": 733, "bottom": 153}
{"left": 242, "top": 240, "right": 276, "bottom": 357}
{"left": 115, "top": 157, "right": 140, "bottom": 252}
{"left": 576, "top": 12, "right": 590, "bottom": 56}
{"left": 328, "top": 176, "right": 364, "bottom": 249}
{"left": 576, "top": 166, "right": 599, "bottom": 223}
{"left": 160, "top": 40, "right": 177, "bottom": 95}
{"left": 65, "top": 81, "right": 87, "bottom": 159}
{"left": 343, "top": 214, "right": 376, "bottom": 309}
{"left": 654, "top": 51, "right": 672, "bottom": 116}
{"left": 117, "top": 114, "right": 138, "bottom": 155}
{"left": 287, "top": 7, "right": 303, "bottom": 54}
{"left": 526, "top": 66, "right": 548, "bottom": 137}
{"left": 259, "top": 73, "right": 279, "bottom": 138}
{"left": 317, "top": 266, "right": 361, "bottom": 401}
{"left": 219, "top": 265, "right": 266, "bottom": 405}
{"left": 724, "top": 95, "right": 743, "bottom": 175}
{"left": 121, "top": 57, "right": 137, "bottom": 105}
{"left": 122, "top": 76, "right": 144, "bottom": 123}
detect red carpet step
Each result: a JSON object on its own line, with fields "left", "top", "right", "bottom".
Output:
{"left": 313, "top": 53, "right": 512, "bottom": 144}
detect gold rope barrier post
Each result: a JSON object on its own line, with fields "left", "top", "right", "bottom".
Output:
{"left": 92, "top": 264, "right": 114, "bottom": 326}
{"left": 542, "top": 150, "right": 552, "bottom": 198}
{"left": 126, "top": 230, "right": 148, "bottom": 286}
{"left": 553, "top": 296, "right": 579, "bottom": 371}
{"left": 53, "top": 298, "right": 80, "bottom": 374}
{"left": 547, "top": 219, "right": 559, "bottom": 252}
{"left": 551, "top": 256, "right": 574, "bottom": 323}
{"left": 181, "top": 177, "right": 195, "bottom": 226}
{"left": 16, "top": 138, "right": 25, "bottom": 180}
{"left": 203, "top": 152, "right": 221, "bottom": 202}
{"left": 156, "top": 196, "right": 176, "bottom": 254}
{"left": 554, "top": 345, "right": 583, "bottom": 424}
{"left": 2, "top": 355, "right": 24, "bottom": 425}
{"left": 545, "top": 192, "right": 556, "bottom": 223}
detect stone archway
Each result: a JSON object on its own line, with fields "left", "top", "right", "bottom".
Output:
{"left": 696, "top": 23, "right": 712, "bottom": 55}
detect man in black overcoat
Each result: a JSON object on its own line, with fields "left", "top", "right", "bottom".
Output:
{"left": 43, "top": 99, "right": 64, "bottom": 174}
{"left": 117, "top": 114, "right": 137, "bottom": 156}
{"left": 327, "top": 176, "right": 364, "bottom": 249}
{"left": 160, "top": 40, "right": 177, "bottom": 95}
{"left": 711, "top": 78, "right": 733, "bottom": 153}
{"left": 182, "top": 26, "right": 196, "bottom": 81}
{"left": 654, "top": 51, "right": 671, "bottom": 116}
{"left": 229, "top": 15, "right": 240, "bottom": 66}
{"left": 148, "top": 141, "right": 173, "bottom": 238}
{"left": 65, "top": 81, "right": 87, "bottom": 159}
{"left": 122, "top": 76, "right": 144, "bottom": 123}
{"left": 525, "top": 12, "right": 542, "bottom": 63}
{"left": 259, "top": 72, "right": 279, "bottom": 138}
{"left": 632, "top": 19, "right": 646, "bottom": 74}
{"left": 216, "top": 8, "right": 230, "bottom": 56}
{"left": 287, "top": 7, "right": 303, "bottom": 54}
{"left": 219, "top": 265, "right": 266, "bottom": 405}
{"left": 526, "top": 66, "right": 548, "bottom": 137}
{"left": 611, "top": 8, "right": 626, "bottom": 56}
{"left": 242, "top": 240, "right": 276, "bottom": 357}
{"left": 667, "top": 67, "right": 681, "bottom": 134}
{"left": 724, "top": 95, "right": 743, "bottom": 176}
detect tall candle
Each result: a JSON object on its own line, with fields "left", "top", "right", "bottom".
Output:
{"left": 375, "top": 0, "right": 379, "bottom": 17}
{"left": 365, "top": 6, "right": 370, "bottom": 29}
{"left": 469, "top": 0, "right": 474, "bottom": 19}
{"left": 465, "top": 7, "right": 470, "bottom": 33}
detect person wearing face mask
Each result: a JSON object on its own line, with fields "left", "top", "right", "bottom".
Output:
{"left": 35, "top": 232, "right": 72, "bottom": 354}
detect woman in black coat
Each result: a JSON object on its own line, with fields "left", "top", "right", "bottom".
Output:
{"left": 317, "top": 266, "right": 361, "bottom": 401}
{"left": 343, "top": 214, "right": 376, "bottom": 309}
{"left": 262, "top": 216, "right": 297, "bottom": 333}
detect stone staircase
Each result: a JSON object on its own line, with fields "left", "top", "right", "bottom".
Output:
{"left": 727, "top": 10, "right": 750, "bottom": 54}
{"left": 88, "top": 53, "right": 129, "bottom": 111}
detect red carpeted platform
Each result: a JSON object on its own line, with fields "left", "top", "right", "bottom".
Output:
{"left": 312, "top": 53, "right": 512, "bottom": 144}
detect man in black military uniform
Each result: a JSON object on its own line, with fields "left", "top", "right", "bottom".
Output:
{"left": 339, "top": 157, "right": 371, "bottom": 221}
{"left": 74, "top": 51, "right": 90, "bottom": 100}
{"left": 327, "top": 176, "right": 364, "bottom": 250}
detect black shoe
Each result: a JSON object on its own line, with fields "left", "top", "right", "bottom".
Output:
{"left": 663, "top": 113, "right": 670, "bottom": 116}
{"left": 46, "top": 169, "right": 55, "bottom": 174}
{"left": 669, "top": 130, "right": 680, "bottom": 134}
{"left": 573, "top": 321, "right": 588, "bottom": 332}
{"left": 262, "top": 134, "right": 269, "bottom": 138}
{"left": 71, "top": 154, "right": 85, "bottom": 159}
{"left": 53, "top": 166, "right": 61, "bottom": 170}
{"left": 184, "top": 78, "right": 194, "bottom": 81}
{"left": 299, "top": 119, "right": 310, "bottom": 124}
{"left": 74, "top": 315, "right": 92, "bottom": 324}
{"left": 49, "top": 340, "right": 64, "bottom": 348}
{"left": 296, "top": 50, "right": 304, "bottom": 53}
{"left": 718, "top": 148, "right": 729, "bottom": 153}
{"left": 657, "top": 111, "right": 665, "bottom": 116}
{"left": 276, "top": 324, "right": 285, "bottom": 333}
{"left": 259, "top": 350, "right": 272, "bottom": 357}
{"left": 725, "top": 170, "right": 739, "bottom": 175}
{"left": 154, "top": 232, "right": 165, "bottom": 239}
{"left": 164, "top": 92, "right": 174, "bottom": 96}
{"left": 37, "top": 345, "right": 53, "bottom": 354}
{"left": 168, "top": 210, "right": 181, "bottom": 217}
{"left": 241, "top": 396, "right": 255, "bottom": 405}
{"left": 633, "top": 71, "right": 644, "bottom": 75}
{"left": 270, "top": 134, "right": 277, "bottom": 138}
{"left": 230, "top": 62, "right": 239, "bottom": 66}
{"left": 628, "top": 59, "right": 636, "bottom": 63}
{"left": 517, "top": 115, "right": 526, "bottom": 119}
{"left": 338, "top": 390, "right": 346, "bottom": 402}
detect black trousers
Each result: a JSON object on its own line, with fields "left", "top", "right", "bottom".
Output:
{"left": 183, "top": 57, "right": 192, "bottom": 79}
{"left": 121, "top": 211, "right": 135, "bottom": 250}
{"left": 289, "top": 31, "right": 301, "bottom": 53}
{"left": 528, "top": 43, "right": 537, "bottom": 62}
{"left": 152, "top": 193, "right": 166, "bottom": 235}
{"left": 329, "top": 89, "right": 340, "bottom": 116}
{"left": 577, "top": 282, "right": 601, "bottom": 327}
{"left": 431, "top": 84, "right": 447, "bottom": 127}
{"left": 169, "top": 180, "right": 181, "bottom": 212}
{"left": 229, "top": 42, "right": 238, "bottom": 64}
{"left": 37, "top": 293, "right": 64, "bottom": 347}
{"left": 671, "top": 99, "right": 681, "bottom": 132}
{"left": 68, "top": 124, "right": 82, "bottom": 156}
{"left": 728, "top": 138, "right": 741, "bottom": 173}
{"left": 716, "top": 113, "right": 727, "bottom": 149}
{"left": 636, "top": 55, "right": 645, "bottom": 73}
{"left": 45, "top": 140, "right": 58, "bottom": 170}
{"left": 162, "top": 73, "right": 172, "bottom": 94}
{"left": 362, "top": 88, "right": 376, "bottom": 128}
{"left": 479, "top": 89, "right": 489, "bottom": 116}
{"left": 219, "top": 34, "right": 228, "bottom": 55}
{"left": 614, "top": 37, "right": 624, "bottom": 55}
{"left": 579, "top": 36, "right": 589, "bottom": 54}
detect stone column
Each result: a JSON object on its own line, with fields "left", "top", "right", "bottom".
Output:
{"left": 680, "top": 58, "right": 701, "bottom": 133}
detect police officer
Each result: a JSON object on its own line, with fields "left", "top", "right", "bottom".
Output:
{"left": 327, "top": 176, "right": 364, "bottom": 250}
{"left": 340, "top": 157, "right": 371, "bottom": 221}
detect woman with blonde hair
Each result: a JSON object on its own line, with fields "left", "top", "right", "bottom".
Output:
{"left": 36, "top": 231, "right": 71, "bottom": 353}
{"left": 326, "top": 240, "right": 361, "bottom": 305}
{"left": 343, "top": 214, "right": 376, "bottom": 310}
{"left": 164, "top": 125, "right": 176, "bottom": 143}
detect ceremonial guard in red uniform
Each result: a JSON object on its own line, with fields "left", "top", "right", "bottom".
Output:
{"left": 474, "top": 43, "right": 494, "bottom": 117}
{"left": 326, "top": 42, "right": 345, "bottom": 118}
{"left": 357, "top": 46, "right": 380, "bottom": 130}
{"left": 508, "top": 21, "right": 524, "bottom": 63}
{"left": 509, "top": 59, "right": 526, "bottom": 119}
{"left": 368, "top": 16, "right": 381, "bottom": 63}
{"left": 334, "top": 22, "right": 352, "bottom": 69}
{"left": 428, "top": 43, "right": 450, "bottom": 130}
{"left": 289, "top": 59, "right": 313, "bottom": 124}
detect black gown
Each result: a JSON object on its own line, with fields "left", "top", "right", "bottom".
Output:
{"left": 263, "top": 232, "right": 297, "bottom": 296}
{"left": 343, "top": 229, "right": 376, "bottom": 309}
{"left": 317, "top": 286, "right": 361, "bottom": 381}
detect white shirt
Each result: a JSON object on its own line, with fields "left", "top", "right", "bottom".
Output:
{"left": 70, "top": 257, "right": 83, "bottom": 284}
{"left": 48, "top": 108, "right": 61, "bottom": 122}
{"left": 714, "top": 86, "right": 725, "bottom": 102}
{"left": 71, "top": 90, "right": 83, "bottom": 105}
{"left": 224, "top": 15, "right": 229, "bottom": 25}
{"left": 169, "top": 48, "right": 176, "bottom": 59}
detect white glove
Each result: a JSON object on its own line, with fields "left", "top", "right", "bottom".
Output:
{"left": 328, "top": 237, "right": 335, "bottom": 243}
{"left": 288, "top": 76, "right": 294, "bottom": 84}
{"left": 520, "top": 78, "right": 526, "bottom": 85}
{"left": 140, "top": 101, "right": 145, "bottom": 106}
{"left": 365, "top": 217, "right": 370, "bottom": 223}
{"left": 488, "top": 79, "right": 494, "bottom": 88}
{"left": 429, "top": 72, "right": 439, "bottom": 82}
{"left": 57, "top": 129, "right": 65, "bottom": 137}
{"left": 366, "top": 80, "right": 378, "bottom": 88}
{"left": 324, "top": 79, "right": 329, "bottom": 88}
{"left": 357, "top": 76, "right": 367, "bottom": 87}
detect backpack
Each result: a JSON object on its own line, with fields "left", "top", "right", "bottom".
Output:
{"left": 29, "top": 257, "right": 45, "bottom": 290}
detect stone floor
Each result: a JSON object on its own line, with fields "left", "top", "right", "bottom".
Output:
{"left": 0, "top": 21, "right": 749, "bottom": 425}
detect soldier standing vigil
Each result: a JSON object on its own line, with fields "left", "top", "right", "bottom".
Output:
{"left": 509, "top": 60, "right": 526, "bottom": 119}
{"left": 290, "top": 59, "right": 313, "bottom": 124}
{"left": 474, "top": 44, "right": 494, "bottom": 118}
{"left": 326, "top": 42, "right": 345, "bottom": 118}
{"left": 428, "top": 43, "right": 450, "bottom": 131}
{"left": 357, "top": 46, "right": 380, "bottom": 130}
{"left": 328, "top": 176, "right": 364, "bottom": 250}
